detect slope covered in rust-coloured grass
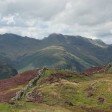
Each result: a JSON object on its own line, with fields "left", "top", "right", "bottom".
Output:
{"left": 82, "top": 64, "right": 112, "bottom": 75}
{"left": 0, "top": 69, "right": 39, "bottom": 102}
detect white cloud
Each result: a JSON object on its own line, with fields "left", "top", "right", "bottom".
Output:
{"left": 0, "top": 27, "right": 8, "bottom": 34}
{"left": 1, "top": 15, "right": 15, "bottom": 25}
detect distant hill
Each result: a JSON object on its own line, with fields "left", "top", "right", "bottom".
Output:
{"left": 0, "top": 33, "right": 112, "bottom": 72}
{"left": 0, "top": 63, "right": 17, "bottom": 80}
{"left": 0, "top": 55, "right": 17, "bottom": 79}
{"left": 0, "top": 33, "right": 40, "bottom": 60}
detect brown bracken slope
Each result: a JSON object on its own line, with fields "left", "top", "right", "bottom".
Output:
{"left": 0, "top": 69, "right": 39, "bottom": 102}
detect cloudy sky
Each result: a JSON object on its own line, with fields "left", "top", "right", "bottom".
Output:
{"left": 0, "top": 0, "right": 112, "bottom": 44}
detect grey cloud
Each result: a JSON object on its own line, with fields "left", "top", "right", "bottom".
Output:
{"left": 0, "top": 0, "right": 112, "bottom": 44}
{"left": 54, "top": 0, "right": 112, "bottom": 26}
{"left": 0, "top": 0, "right": 67, "bottom": 20}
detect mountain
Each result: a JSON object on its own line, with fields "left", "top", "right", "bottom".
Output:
{"left": 0, "top": 67, "right": 112, "bottom": 112}
{"left": 0, "top": 33, "right": 40, "bottom": 60}
{"left": 0, "top": 33, "right": 112, "bottom": 72}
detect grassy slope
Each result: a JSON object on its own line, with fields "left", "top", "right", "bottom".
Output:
{"left": 0, "top": 69, "right": 112, "bottom": 112}
{"left": 108, "top": 65, "right": 112, "bottom": 73}
{"left": 17, "top": 46, "right": 92, "bottom": 72}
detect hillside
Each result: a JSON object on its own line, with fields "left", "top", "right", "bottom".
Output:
{"left": 0, "top": 33, "right": 112, "bottom": 72}
{"left": 0, "top": 55, "right": 17, "bottom": 79}
{"left": 0, "top": 63, "right": 17, "bottom": 80}
{"left": 0, "top": 66, "right": 112, "bottom": 112}
{"left": 16, "top": 46, "right": 90, "bottom": 72}
{"left": 0, "top": 33, "right": 40, "bottom": 60}
{"left": 0, "top": 58, "right": 18, "bottom": 79}
{"left": 0, "top": 69, "right": 38, "bottom": 102}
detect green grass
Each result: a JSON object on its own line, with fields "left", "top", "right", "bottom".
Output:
{"left": 1, "top": 69, "right": 112, "bottom": 112}
{"left": 0, "top": 103, "right": 10, "bottom": 112}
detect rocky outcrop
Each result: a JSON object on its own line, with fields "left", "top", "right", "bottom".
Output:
{"left": 11, "top": 68, "right": 47, "bottom": 102}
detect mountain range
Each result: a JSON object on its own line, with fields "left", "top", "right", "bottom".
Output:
{"left": 0, "top": 33, "right": 112, "bottom": 73}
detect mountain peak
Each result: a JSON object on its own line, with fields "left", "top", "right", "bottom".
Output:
{"left": 48, "top": 33, "right": 65, "bottom": 38}
{"left": 0, "top": 33, "right": 20, "bottom": 37}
